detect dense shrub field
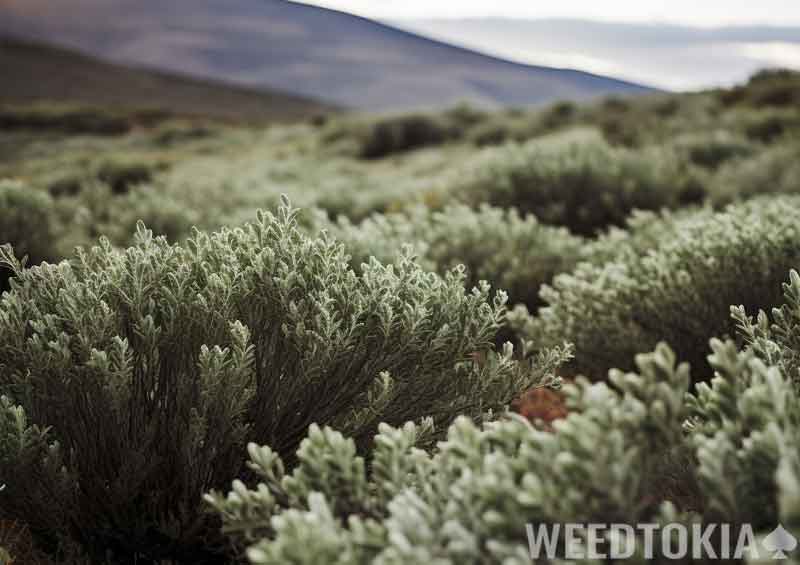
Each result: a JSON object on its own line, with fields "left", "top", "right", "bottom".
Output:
{"left": 514, "top": 197, "right": 800, "bottom": 380}
{"left": 452, "top": 131, "right": 703, "bottom": 235}
{"left": 0, "top": 199, "right": 570, "bottom": 562}
{"left": 1, "top": 70, "right": 800, "bottom": 564}
{"left": 317, "top": 203, "right": 584, "bottom": 310}
{"left": 208, "top": 336, "right": 800, "bottom": 563}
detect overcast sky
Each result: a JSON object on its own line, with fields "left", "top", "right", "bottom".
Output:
{"left": 298, "top": 1, "right": 800, "bottom": 90}
{"left": 300, "top": 1, "right": 800, "bottom": 27}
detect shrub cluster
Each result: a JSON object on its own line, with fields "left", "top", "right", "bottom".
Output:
{"left": 0, "top": 180, "right": 57, "bottom": 292}
{"left": 466, "top": 102, "right": 579, "bottom": 147}
{"left": 710, "top": 141, "right": 800, "bottom": 205}
{"left": 207, "top": 334, "right": 800, "bottom": 563}
{"left": 456, "top": 132, "right": 702, "bottom": 235}
{"left": 71, "top": 182, "right": 198, "bottom": 246}
{"left": 0, "top": 199, "right": 565, "bottom": 562}
{"left": 318, "top": 203, "right": 585, "bottom": 310}
{"left": 96, "top": 159, "right": 158, "bottom": 195}
{"left": 719, "top": 68, "right": 800, "bottom": 108}
{"left": 325, "top": 111, "right": 468, "bottom": 159}
{"left": 8, "top": 71, "right": 800, "bottom": 266}
{"left": 0, "top": 105, "right": 131, "bottom": 135}
{"left": 590, "top": 96, "right": 645, "bottom": 147}
{"left": 356, "top": 114, "right": 455, "bottom": 159}
{"left": 515, "top": 197, "right": 800, "bottom": 381}
{"left": 3, "top": 68, "right": 800, "bottom": 565}
{"left": 0, "top": 520, "right": 59, "bottom": 565}
{"left": 326, "top": 100, "right": 583, "bottom": 158}
{"left": 741, "top": 109, "right": 800, "bottom": 143}
{"left": 734, "top": 269, "right": 800, "bottom": 390}
{"left": 671, "top": 130, "right": 754, "bottom": 170}
{"left": 207, "top": 343, "right": 690, "bottom": 563}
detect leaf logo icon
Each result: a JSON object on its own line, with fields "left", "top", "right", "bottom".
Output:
{"left": 763, "top": 525, "right": 798, "bottom": 559}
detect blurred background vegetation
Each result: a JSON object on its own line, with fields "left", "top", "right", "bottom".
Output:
{"left": 1, "top": 68, "right": 798, "bottom": 295}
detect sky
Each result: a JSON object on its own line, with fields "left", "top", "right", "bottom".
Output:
{"left": 300, "top": 1, "right": 800, "bottom": 27}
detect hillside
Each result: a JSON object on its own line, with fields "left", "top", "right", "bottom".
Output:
{"left": 0, "top": 0, "right": 653, "bottom": 110}
{"left": 0, "top": 37, "right": 334, "bottom": 122}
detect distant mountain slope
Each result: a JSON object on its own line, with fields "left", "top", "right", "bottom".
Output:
{"left": 0, "top": 37, "right": 334, "bottom": 122}
{"left": 0, "top": 0, "right": 653, "bottom": 110}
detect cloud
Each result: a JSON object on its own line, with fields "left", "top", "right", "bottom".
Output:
{"left": 738, "top": 42, "right": 800, "bottom": 69}
{"left": 302, "top": 0, "right": 800, "bottom": 26}
{"left": 397, "top": 18, "right": 800, "bottom": 90}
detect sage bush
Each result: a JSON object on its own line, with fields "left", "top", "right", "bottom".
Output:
{"left": 0, "top": 180, "right": 57, "bottom": 292}
{"left": 710, "top": 141, "right": 800, "bottom": 205}
{"left": 319, "top": 203, "right": 585, "bottom": 310}
{"left": 0, "top": 198, "right": 565, "bottom": 562}
{"left": 515, "top": 197, "right": 800, "bottom": 380}
{"left": 208, "top": 334, "right": 800, "bottom": 563}
{"left": 457, "top": 133, "right": 702, "bottom": 235}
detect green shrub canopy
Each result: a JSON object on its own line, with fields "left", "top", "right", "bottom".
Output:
{"left": 517, "top": 196, "right": 800, "bottom": 381}
{"left": 0, "top": 199, "right": 563, "bottom": 562}
{"left": 457, "top": 133, "right": 701, "bottom": 235}
{"left": 319, "top": 203, "right": 585, "bottom": 310}
{"left": 2, "top": 70, "right": 800, "bottom": 564}
{"left": 208, "top": 337, "right": 800, "bottom": 564}
{"left": 0, "top": 180, "right": 57, "bottom": 292}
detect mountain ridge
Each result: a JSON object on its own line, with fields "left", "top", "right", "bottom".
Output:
{"left": 0, "top": 36, "right": 335, "bottom": 122}
{"left": 0, "top": 0, "right": 654, "bottom": 110}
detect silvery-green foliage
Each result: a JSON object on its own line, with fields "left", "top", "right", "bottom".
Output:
{"left": 207, "top": 343, "right": 691, "bottom": 564}
{"left": 729, "top": 269, "right": 800, "bottom": 538}
{"left": 687, "top": 339, "right": 800, "bottom": 530}
{"left": 519, "top": 196, "right": 800, "bottom": 381}
{"left": 211, "top": 335, "right": 800, "bottom": 565}
{"left": 318, "top": 203, "right": 584, "bottom": 309}
{"left": 0, "top": 180, "right": 57, "bottom": 291}
{"left": 710, "top": 141, "right": 800, "bottom": 205}
{"left": 733, "top": 269, "right": 800, "bottom": 387}
{"left": 778, "top": 441, "right": 800, "bottom": 538}
{"left": 671, "top": 130, "right": 755, "bottom": 170}
{"left": 0, "top": 396, "right": 75, "bottom": 546}
{"left": 0, "top": 198, "right": 544, "bottom": 562}
{"left": 582, "top": 205, "right": 712, "bottom": 266}
{"left": 455, "top": 131, "right": 699, "bottom": 235}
